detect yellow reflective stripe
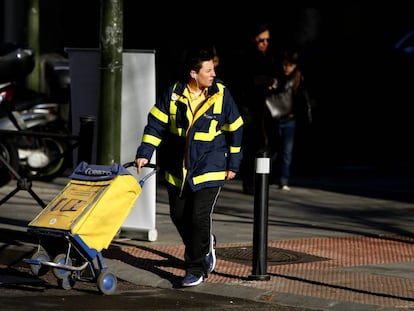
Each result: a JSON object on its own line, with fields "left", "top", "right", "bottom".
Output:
{"left": 165, "top": 171, "right": 182, "bottom": 187}
{"left": 150, "top": 106, "right": 168, "bottom": 124}
{"left": 194, "top": 86, "right": 223, "bottom": 121}
{"left": 221, "top": 116, "right": 243, "bottom": 132}
{"left": 221, "top": 124, "right": 230, "bottom": 131}
{"left": 213, "top": 84, "right": 224, "bottom": 114}
{"left": 193, "top": 171, "right": 226, "bottom": 185}
{"left": 169, "top": 97, "right": 179, "bottom": 134}
{"left": 185, "top": 99, "right": 193, "bottom": 124}
{"left": 180, "top": 89, "right": 194, "bottom": 127}
{"left": 194, "top": 120, "right": 218, "bottom": 141}
{"left": 168, "top": 95, "right": 186, "bottom": 136}
{"left": 229, "top": 146, "right": 241, "bottom": 153}
{"left": 169, "top": 114, "right": 179, "bottom": 135}
{"left": 142, "top": 134, "right": 162, "bottom": 146}
{"left": 170, "top": 98, "right": 178, "bottom": 114}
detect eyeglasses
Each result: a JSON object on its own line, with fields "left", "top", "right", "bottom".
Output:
{"left": 257, "top": 38, "right": 270, "bottom": 43}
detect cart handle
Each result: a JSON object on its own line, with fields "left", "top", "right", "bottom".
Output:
{"left": 123, "top": 161, "right": 158, "bottom": 187}
{"left": 123, "top": 161, "right": 157, "bottom": 170}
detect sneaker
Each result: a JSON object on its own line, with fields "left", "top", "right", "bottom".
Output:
{"left": 205, "top": 234, "right": 216, "bottom": 273}
{"left": 182, "top": 273, "right": 204, "bottom": 287}
{"left": 280, "top": 185, "right": 291, "bottom": 191}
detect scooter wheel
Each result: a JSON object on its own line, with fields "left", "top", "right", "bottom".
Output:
{"left": 58, "top": 277, "right": 75, "bottom": 290}
{"left": 97, "top": 271, "right": 117, "bottom": 295}
{"left": 29, "top": 137, "right": 68, "bottom": 181}
{"left": 29, "top": 251, "right": 50, "bottom": 276}
{"left": 0, "top": 141, "right": 19, "bottom": 186}
{"left": 52, "top": 254, "right": 72, "bottom": 279}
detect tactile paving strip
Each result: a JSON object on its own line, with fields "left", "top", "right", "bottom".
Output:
{"left": 105, "top": 235, "right": 414, "bottom": 309}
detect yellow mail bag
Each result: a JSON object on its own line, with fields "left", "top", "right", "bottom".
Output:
{"left": 28, "top": 162, "right": 141, "bottom": 251}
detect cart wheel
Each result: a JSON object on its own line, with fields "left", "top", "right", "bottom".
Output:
{"left": 29, "top": 251, "right": 50, "bottom": 276}
{"left": 58, "top": 277, "right": 75, "bottom": 290}
{"left": 97, "top": 271, "right": 117, "bottom": 295}
{"left": 52, "top": 254, "right": 72, "bottom": 279}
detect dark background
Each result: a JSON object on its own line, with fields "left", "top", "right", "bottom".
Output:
{"left": 1, "top": 1, "right": 414, "bottom": 174}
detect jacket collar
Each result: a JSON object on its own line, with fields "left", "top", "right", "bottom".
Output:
{"left": 173, "top": 79, "right": 220, "bottom": 98}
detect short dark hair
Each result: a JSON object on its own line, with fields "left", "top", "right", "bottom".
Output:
{"left": 184, "top": 48, "right": 214, "bottom": 73}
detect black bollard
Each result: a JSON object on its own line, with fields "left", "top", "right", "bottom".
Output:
{"left": 77, "top": 115, "right": 95, "bottom": 164}
{"left": 248, "top": 150, "right": 271, "bottom": 281}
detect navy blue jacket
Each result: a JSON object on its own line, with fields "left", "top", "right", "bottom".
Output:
{"left": 136, "top": 80, "right": 244, "bottom": 192}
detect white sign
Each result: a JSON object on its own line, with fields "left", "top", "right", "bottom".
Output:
{"left": 120, "top": 50, "right": 157, "bottom": 241}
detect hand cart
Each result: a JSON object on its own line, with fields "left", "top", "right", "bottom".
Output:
{"left": 23, "top": 161, "right": 157, "bottom": 295}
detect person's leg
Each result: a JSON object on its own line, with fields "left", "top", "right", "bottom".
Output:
{"left": 185, "top": 186, "right": 221, "bottom": 276}
{"left": 167, "top": 184, "right": 191, "bottom": 246}
{"left": 168, "top": 184, "right": 204, "bottom": 286}
{"left": 279, "top": 120, "right": 296, "bottom": 187}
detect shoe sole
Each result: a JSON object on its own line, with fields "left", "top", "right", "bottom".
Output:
{"left": 182, "top": 276, "right": 204, "bottom": 287}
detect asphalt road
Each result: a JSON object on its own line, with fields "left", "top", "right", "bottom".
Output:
{"left": 0, "top": 264, "right": 315, "bottom": 311}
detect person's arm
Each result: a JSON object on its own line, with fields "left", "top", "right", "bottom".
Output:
{"left": 221, "top": 88, "right": 244, "bottom": 176}
{"left": 297, "top": 74, "right": 313, "bottom": 124}
{"left": 135, "top": 86, "right": 172, "bottom": 174}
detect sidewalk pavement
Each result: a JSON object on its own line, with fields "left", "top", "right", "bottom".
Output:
{"left": 1, "top": 166, "right": 414, "bottom": 311}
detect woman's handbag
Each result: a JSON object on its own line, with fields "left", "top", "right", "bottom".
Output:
{"left": 265, "top": 88, "right": 292, "bottom": 119}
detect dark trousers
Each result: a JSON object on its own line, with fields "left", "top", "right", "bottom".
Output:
{"left": 167, "top": 184, "right": 221, "bottom": 277}
{"left": 269, "top": 119, "right": 296, "bottom": 186}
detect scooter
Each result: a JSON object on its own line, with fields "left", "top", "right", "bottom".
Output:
{"left": 0, "top": 43, "right": 71, "bottom": 183}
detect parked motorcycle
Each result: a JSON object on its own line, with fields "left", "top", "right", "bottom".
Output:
{"left": 0, "top": 43, "right": 72, "bottom": 183}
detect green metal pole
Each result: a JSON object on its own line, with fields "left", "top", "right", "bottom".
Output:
{"left": 27, "top": 0, "right": 40, "bottom": 92}
{"left": 97, "top": 0, "right": 123, "bottom": 165}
